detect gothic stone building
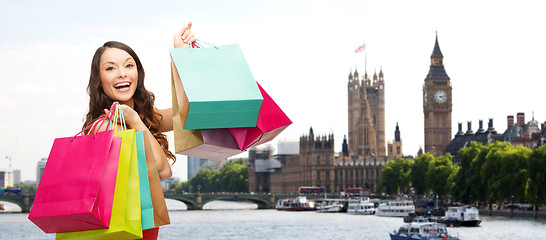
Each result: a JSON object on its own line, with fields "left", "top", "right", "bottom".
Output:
{"left": 248, "top": 67, "right": 401, "bottom": 194}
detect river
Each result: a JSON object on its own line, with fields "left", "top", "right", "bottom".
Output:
{"left": 1, "top": 200, "right": 545, "bottom": 239}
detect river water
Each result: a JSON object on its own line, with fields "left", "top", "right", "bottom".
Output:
{"left": 1, "top": 200, "right": 545, "bottom": 239}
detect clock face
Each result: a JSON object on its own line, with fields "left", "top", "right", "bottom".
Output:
{"left": 434, "top": 90, "right": 447, "bottom": 103}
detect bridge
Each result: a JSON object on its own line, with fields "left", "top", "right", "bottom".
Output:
{"left": 163, "top": 193, "right": 301, "bottom": 210}
{"left": 0, "top": 193, "right": 34, "bottom": 212}
{"left": 0, "top": 193, "right": 303, "bottom": 212}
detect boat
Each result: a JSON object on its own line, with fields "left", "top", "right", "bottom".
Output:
{"left": 436, "top": 206, "right": 481, "bottom": 227}
{"left": 275, "top": 196, "right": 316, "bottom": 211}
{"left": 390, "top": 217, "right": 459, "bottom": 240}
{"left": 315, "top": 199, "right": 347, "bottom": 213}
{"left": 346, "top": 197, "right": 376, "bottom": 215}
{"left": 375, "top": 200, "right": 415, "bottom": 217}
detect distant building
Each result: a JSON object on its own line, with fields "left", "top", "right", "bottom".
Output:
{"left": 0, "top": 171, "right": 5, "bottom": 188}
{"left": 0, "top": 170, "right": 13, "bottom": 188}
{"left": 36, "top": 158, "right": 47, "bottom": 185}
{"left": 13, "top": 169, "right": 21, "bottom": 185}
{"left": 187, "top": 156, "right": 227, "bottom": 181}
{"left": 387, "top": 123, "right": 403, "bottom": 159}
{"left": 248, "top": 57, "right": 413, "bottom": 194}
{"left": 248, "top": 128, "right": 393, "bottom": 194}
{"left": 423, "top": 33, "right": 453, "bottom": 157}
{"left": 445, "top": 112, "right": 546, "bottom": 164}
{"left": 161, "top": 177, "right": 180, "bottom": 190}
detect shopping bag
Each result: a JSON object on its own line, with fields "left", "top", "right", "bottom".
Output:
{"left": 135, "top": 131, "right": 155, "bottom": 230}
{"left": 229, "top": 82, "right": 292, "bottom": 150}
{"left": 29, "top": 116, "right": 121, "bottom": 233}
{"left": 178, "top": 128, "right": 242, "bottom": 160}
{"left": 170, "top": 43, "right": 263, "bottom": 129}
{"left": 142, "top": 132, "right": 170, "bottom": 227}
{"left": 171, "top": 64, "right": 243, "bottom": 160}
{"left": 57, "top": 105, "right": 143, "bottom": 239}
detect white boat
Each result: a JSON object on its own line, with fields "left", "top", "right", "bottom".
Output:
{"left": 316, "top": 199, "right": 346, "bottom": 213}
{"left": 275, "top": 196, "right": 316, "bottom": 211}
{"left": 346, "top": 197, "right": 376, "bottom": 215}
{"left": 390, "top": 217, "right": 459, "bottom": 240}
{"left": 375, "top": 200, "right": 415, "bottom": 217}
{"left": 437, "top": 206, "right": 481, "bottom": 227}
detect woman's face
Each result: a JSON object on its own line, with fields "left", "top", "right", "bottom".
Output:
{"left": 99, "top": 48, "right": 138, "bottom": 107}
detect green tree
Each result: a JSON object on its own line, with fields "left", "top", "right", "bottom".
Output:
{"left": 411, "top": 153, "right": 434, "bottom": 195}
{"left": 189, "top": 168, "right": 219, "bottom": 192}
{"left": 14, "top": 182, "right": 38, "bottom": 193}
{"left": 218, "top": 159, "right": 248, "bottom": 192}
{"left": 426, "top": 153, "right": 456, "bottom": 198}
{"left": 452, "top": 141, "right": 484, "bottom": 203}
{"left": 381, "top": 157, "right": 413, "bottom": 195}
{"left": 482, "top": 142, "right": 530, "bottom": 204}
{"left": 527, "top": 145, "right": 546, "bottom": 209}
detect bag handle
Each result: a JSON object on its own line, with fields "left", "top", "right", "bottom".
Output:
{"left": 109, "top": 103, "right": 127, "bottom": 131}
{"left": 192, "top": 39, "right": 218, "bottom": 49}
{"left": 72, "top": 102, "right": 119, "bottom": 141}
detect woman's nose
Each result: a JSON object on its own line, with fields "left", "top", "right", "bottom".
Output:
{"left": 118, "top": 68, "right": 127, "bottom": 78}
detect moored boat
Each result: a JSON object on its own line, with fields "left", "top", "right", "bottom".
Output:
{"left": 315, "top": 199, "right": 347, "bottom": 213}
{"left": 436, "top": 205, "right": 481, "bottom": 227}
{"left": 276, "top": 196, "right": 316, "bottom": 211}
{"left": 376, "top": 200, "right": 415, "bottom": 217}
{"left": 346, "top": 197, "right": 376, "bottom": 215}
{"left": 390, "top": 217, "right": 459, "bottom": 240}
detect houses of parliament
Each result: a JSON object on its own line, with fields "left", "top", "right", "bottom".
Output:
{"left": 247, "top": 35, "right": 452, "bottom": 194}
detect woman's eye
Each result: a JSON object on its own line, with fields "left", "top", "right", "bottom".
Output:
{"left": 106, "top": 66, "right": 114, "bottom": 71}
{"left": 126, "top": 63, "right": 135, "bottom": 68}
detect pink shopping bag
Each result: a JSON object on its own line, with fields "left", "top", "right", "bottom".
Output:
{"left": 229, "top": 82, "right": 292, "bottom": 150}
{"left": 29, "top": 113, "right": 121, "bottom": 233}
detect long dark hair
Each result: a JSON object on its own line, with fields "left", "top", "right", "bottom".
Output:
{"left": 83, "top": 41, "right": 175, "bottom": 164}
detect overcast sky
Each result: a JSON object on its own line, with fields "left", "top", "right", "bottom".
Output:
{"left": 1, "top": 0, "right": 545, "bottom": 182}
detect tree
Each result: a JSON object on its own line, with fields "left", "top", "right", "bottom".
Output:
{"left": 527, "top": 145, "right": 546, "bottom": 211}
{"left": 14, "top": 182, "right": 38, "bottom": 193}
{"left": 481, "top": 142, "right": 530, "bottom": 204}
{"left": 381, "top": 157, "right": 413, "bottom": 195}
{"left": 411, "top": 153, "right": 434, "bottom": 195}
{"left": 217, "top": 159, "right": 248, "bottom": 192}
{"left": 426, "top": 153, "right": 456, "bottom": 198}
{"left": 452, "top": 141, "right": 484, "bottom": 203}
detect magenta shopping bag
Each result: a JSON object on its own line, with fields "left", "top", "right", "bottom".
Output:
{"left": 228, "top": 82, "right": 292, "bottom": 150}
{"left": 29, "top": 115, "right": 121, "bottom": 233}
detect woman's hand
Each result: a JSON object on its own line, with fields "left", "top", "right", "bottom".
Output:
{"left": 174, "top": 22, "right": 196, "bottom": 48}
{"left": 103, "top": 104, "right": 144, "bottom": 130}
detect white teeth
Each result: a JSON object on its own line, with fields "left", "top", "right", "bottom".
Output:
{"left": 114, "top": 82, "right": 130, "bottom": 88}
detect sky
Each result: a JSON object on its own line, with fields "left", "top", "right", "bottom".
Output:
{"left": 1, "top": 0, "right": 545, "bottom": 182}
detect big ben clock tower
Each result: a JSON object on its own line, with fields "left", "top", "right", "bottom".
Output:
{"left": 423, "top": 33, "right": 452, "bottom": 157}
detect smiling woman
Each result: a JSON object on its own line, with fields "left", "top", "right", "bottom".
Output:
{"left": 82, "top": 22, "right": 197, "bottom": 180}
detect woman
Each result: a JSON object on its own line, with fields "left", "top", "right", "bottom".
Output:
{"left": 83, "top": 22, "right": 196, "bottom": 180}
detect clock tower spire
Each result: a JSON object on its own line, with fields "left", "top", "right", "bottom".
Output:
{"left": 423, "top": 32, "right": 452, "bottom": 157}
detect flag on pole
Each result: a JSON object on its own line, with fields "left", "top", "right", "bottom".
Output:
{"left": 354, "top": 43, "right": 366, "bottom": 53}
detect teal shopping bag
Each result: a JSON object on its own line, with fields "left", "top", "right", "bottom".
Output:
{"left": 170, "top": 44, "right": 263, "bottom": 129}
{"left": 135, "top": 131, "right": 155, "bottom": 230}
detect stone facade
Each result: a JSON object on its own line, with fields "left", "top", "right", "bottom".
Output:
{"left": 423, "top": 34, "right": 452, "bottom": 157}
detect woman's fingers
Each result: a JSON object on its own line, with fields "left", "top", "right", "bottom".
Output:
{"left": 174, "top": 22, "right": 195, "bottom": 48}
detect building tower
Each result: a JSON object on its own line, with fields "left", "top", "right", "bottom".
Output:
{"left": 388, "top": 123, "right": 403, "bottom": 158}
{"left": 347, "top": 68, "right": 386, "bottom": 158}
{"left": 423, "top": 33, "right": 452, "bottom": 156}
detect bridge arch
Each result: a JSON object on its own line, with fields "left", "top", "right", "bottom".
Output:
{"left": 201, "top": 196, "right": 269, "bottom": 209}
{"left": 164, "top": 196, "right": 198, "bottom": 210}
